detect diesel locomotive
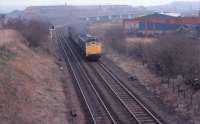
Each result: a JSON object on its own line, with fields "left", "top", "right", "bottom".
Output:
{"left": 68, "top": 27, "right": 102, "bottom": 60}
{"left": 78, "top": 34, "right": 102, "bottom": 60}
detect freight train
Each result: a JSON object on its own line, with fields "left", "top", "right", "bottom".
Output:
{"left": 68, "top": 27, "right": 102, "bottom": 60}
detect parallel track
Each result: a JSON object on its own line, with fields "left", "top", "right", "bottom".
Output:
{"left": 57, "top": 31, "right": 164, "bottom": 124}
{"left": 92, "top": 61, "right": 163, "bottom": 124}
{"left": 63, "top": 33, "right": 140, "bottom": 124}
{"left": 57, "top": 32, "right": 116, "bottom": 124}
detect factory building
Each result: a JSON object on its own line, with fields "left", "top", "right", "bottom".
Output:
{"left": 123, "top": 13, "right": 200, "bottom": 35}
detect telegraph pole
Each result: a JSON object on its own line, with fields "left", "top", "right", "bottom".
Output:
{"left": 65, "top": 1, "right": 67, "bottom": 6}
{"left": 198, "top": 1, "right": 200, "bottom": 16}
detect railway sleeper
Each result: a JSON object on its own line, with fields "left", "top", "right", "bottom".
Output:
{"left": 129, "top": 107, "right": 144, "bottom": 111}
{"left": 141, "top": 120, "right": 157, "bottom": 123}
{"left": 135, "top": 113, "right": 149, "bottom": 116}
{"left": 126, "top": 103, "right": 140, "bottom": 107}
{"left": 134, "top": 112, "right": 148, "bottom": 114}
{"left": 137, "top": 116, "right": 153, "bottom": 119}
{"left": 138, "top": 117, "right": 154, "bottom": 121}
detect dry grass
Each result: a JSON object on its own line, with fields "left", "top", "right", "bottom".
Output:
{"left": 88, "top": 22, "right": 122, "bottom": 39}
{"left": 0, "top": 29, "right": 24, "bottom": 46}
{"left": 0, "top": 29, "right": 69, "bottom": 124}
{"left": 4, "top": 19, "right": 51, "bottom": 53}
{"left": 126, "top": 37, "right": 156, "bottom": 44}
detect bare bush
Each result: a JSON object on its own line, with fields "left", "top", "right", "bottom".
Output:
{"left": 5, "top": 19, "right": 50, "bottom": 50}
{"left": 0, "top": 45, "right": 15, "bottom": 62}
{"left": 105, "top": 27, "right": 200, "bottom": 92}
{"left": 104, "top": 25, "right": 126, "bottom": 54}
{"left": 134, "top": 34, "right": 200, "bottom": 92}
{"left": 146, "top": 34, "right": 200, "bottom": 86}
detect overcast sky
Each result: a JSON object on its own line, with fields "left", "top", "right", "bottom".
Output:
{"left": 0, "top": 0, "right": 199, "bottom": 13}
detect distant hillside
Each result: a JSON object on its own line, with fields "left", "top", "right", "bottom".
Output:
{"left": 19, "top": 5, "right": 151, "bottom": 26}
{"left": 0, "top": 14, "right": 5, "bottom": 19}
{"left": 6, "top": 10, "right": 23, "bottom": 19}
{"left": 6, "top": 1, "right": 199, "bottom": 26}
{"left": 147, "top": 1, "right": 200, "bottom": 16}
{"left": 0, "top": 14, "right": 5, "bottom": 26}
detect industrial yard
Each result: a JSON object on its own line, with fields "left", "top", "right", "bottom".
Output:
{"left": 1, "top": 1, "right": 200, "bottom": 124}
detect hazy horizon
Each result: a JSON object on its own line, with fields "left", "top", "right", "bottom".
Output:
{"left": 0, "top": 0, "right": 199, "bottom": 13}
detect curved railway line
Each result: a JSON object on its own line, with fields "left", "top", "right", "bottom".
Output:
{"left": 56, "top": 31, "right": 165, "bottom": 124}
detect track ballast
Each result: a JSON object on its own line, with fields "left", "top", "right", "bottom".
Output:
{"left": 56, "top": 31, "right": 165, "bottom": 124}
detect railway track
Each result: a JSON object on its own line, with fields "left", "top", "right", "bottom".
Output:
{"left": 56, "top": 31, "right": 164, "bottom": 124}
{"left": 67, "top": 33, "right": 149, "bottom": 123}
{"left": 57, "top": 32, "right": 116, "bottom": 124}
{"left": 91, "top": 62, "right": 163, "bottom": 124}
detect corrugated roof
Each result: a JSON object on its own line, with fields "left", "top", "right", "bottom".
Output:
{"left": 124, "top": 13, "right": 200, "bottom": 25}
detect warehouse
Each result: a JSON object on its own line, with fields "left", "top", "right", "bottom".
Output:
{"left": 123, "top": 13, "right": 200, "bottom": 35}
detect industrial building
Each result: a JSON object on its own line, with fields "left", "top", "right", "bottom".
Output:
{"left": 123, "top": 13, "right": 200, "bottom": 35}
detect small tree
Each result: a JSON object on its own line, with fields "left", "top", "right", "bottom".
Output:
{"left": 5, "top": 19, "right": 50, "bottom": 49}
{"left": 104, "top": 25, "right": 126, "bottom": 54}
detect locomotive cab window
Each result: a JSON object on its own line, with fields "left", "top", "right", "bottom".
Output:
{"left": 87, "top": 38, "right": 98, "bottom": 43}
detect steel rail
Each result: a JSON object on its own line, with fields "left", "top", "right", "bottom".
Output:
{"left": 66, "top": 35, "right": 144, "bottom": 124}
{"left": 60, "top": 31, "right": 163, "bottom": 124}
{"left": 56, "top": 32, "right": 96, "bottom": 124}
{"left": 64, "top": 34, "right": 139, "bottom": 124}
{"left": 60, "top": 32, "right": 116, "bottom": 124}
{"left": 98, "top": 61, "right": 163, "bottom": 124}
{"left": 91, "top": 63, "right": 142, "bottom": 124}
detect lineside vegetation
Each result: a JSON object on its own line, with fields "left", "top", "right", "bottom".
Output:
{"left": 105, "top": 25, "right": 200, "bottom": 94}
{"left": 4, "top": 19, "right": 51, "bottom": 52}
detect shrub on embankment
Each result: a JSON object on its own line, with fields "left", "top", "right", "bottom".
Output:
{"left": 105, "top": 26, "right": 200, "bottom": 92}
{"left": 145, "top": 34, "right": 200, "bottom": 85}
{"left": 4, "top": 19, "right": 51, "bottom": 52}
